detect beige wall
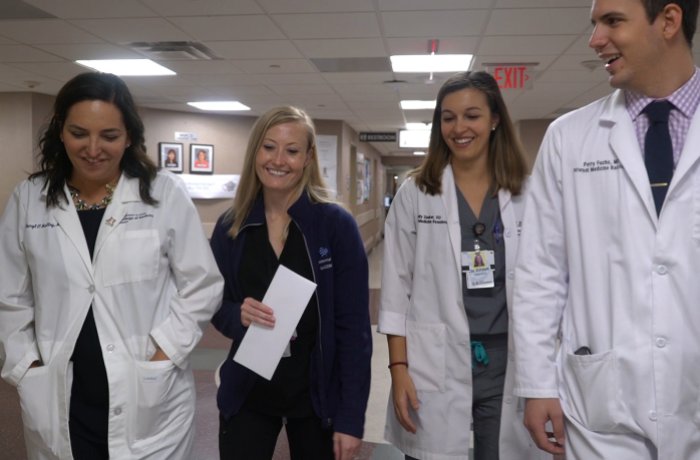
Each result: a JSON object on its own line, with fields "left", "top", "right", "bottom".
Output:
{"left": 516, "top": 118, "right": 554, "bottom": 171}
{"left": 0, "top": 94, "right": 387, "bottom": 252}
{"left": 0, "top": 93, "right": 42, "bottom": 210}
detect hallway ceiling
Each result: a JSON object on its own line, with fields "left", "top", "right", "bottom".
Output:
{"left": 0, "top": 0, "right": 697, "bottom": 156}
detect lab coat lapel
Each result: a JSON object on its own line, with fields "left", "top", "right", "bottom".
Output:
{"left": 50, "top": 184, "right": 93, "bottom": 274}
{"left": 605, "top": 90, "right": 658, "bottom": 223}
{"left": 93, "top": 175, "right": 139, "bottom": 259}
{"left": 440, "top": 164, "right": 463, "bottom": 277}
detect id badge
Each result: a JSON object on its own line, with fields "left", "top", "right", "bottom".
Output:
{"left": 461, "top": 250, "right": 495, "bottom": 289}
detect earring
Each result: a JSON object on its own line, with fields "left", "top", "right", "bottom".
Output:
{"left": 491, "top": 125, "right": 496, "bottom": 131}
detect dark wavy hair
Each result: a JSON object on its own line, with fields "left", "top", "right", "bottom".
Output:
{"left": 411, "top": 71, "right": 527, "bottom": 196}
{"left": 30, "top": 72, "right": 158, "bottom": 208}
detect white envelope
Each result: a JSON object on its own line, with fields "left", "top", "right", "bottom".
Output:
{"left": 233, "top": 264, "right": 317, "bottom": 380}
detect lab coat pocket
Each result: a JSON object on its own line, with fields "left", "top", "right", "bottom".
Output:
{"left": 562, "top": 350, "right": 629, "bottom": 433}
{"left": 131, "top": 360, "right": 193, "bottom": 444}
{"left": 406, "top": 321, "right": 446, "bottom": 392}
{"left": 17, "top": 365, "right": 60, "bottom": 452}
{"left": 102, "top": 229, "right": 160, "bottom": 286}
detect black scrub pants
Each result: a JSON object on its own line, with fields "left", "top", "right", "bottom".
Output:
{"left": 219, "top": 406, "right": 334, "bottom": 460}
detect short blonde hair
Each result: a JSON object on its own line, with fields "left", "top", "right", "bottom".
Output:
{"left": 227, "top": 106, "right": 334, "bottom": 237}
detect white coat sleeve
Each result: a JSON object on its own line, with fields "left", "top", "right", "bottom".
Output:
{"left": 0, "top": 183, "right": 41, "bottom": 386}
{"left": 149, "top": 178, "right": 224, "bottom": 368}
{"left": 512, "top": 123, "right": 568, "bottom": 398}
{"left": 377, "top": 180, "right": 417, "bottom": 336}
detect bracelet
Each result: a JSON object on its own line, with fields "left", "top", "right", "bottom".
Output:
{"left": 388, "top": 361, "right": 408, "bottom": 369}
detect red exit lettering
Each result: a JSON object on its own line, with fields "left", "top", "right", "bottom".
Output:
{"left": 493, "top": 66, "right": 530, "bottom": 89}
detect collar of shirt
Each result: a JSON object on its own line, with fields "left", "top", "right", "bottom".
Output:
{"left": 626, "top": 67, "right": 700, "bottom": 121}
{"left": 624, "top": 67, "right": 700, "bottom": 162}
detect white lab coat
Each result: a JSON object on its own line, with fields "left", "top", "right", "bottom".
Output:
{"left": 513, "top": 89, "right": 700, "bottom": 459}
{"left": 0, "top": 171, "right": 224, "bottom": 460}
{"left": 378, "top": 164, "right": 548, "bottom": 460}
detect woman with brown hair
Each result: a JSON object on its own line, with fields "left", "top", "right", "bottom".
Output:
{"left": 379, "top": 71, "right": 549, "bottom": 460}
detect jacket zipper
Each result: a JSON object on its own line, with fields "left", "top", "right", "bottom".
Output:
{"left": 290, "top": 218, "right": 329, "bottom": 426}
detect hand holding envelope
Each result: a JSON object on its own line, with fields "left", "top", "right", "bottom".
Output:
{"left": 233, "top": 265, "right": 317, "bottom": 380}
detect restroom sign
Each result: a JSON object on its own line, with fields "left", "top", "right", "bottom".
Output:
{"left": 487, "top": 64, "right": 534, "bottom": 90}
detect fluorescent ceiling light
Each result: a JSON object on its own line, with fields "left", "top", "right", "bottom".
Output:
{"left": 405, "top": 123, "right": 431, "bottom": 130}
{"left": 187, "top": 101, "right": 251, "bottom": 111}
{"left": 399, "top": 129, "right": 430, "bottom": 149}
{"left": 391, "top": 54, "right": 473, "bottom": 73}
{"left": 401, "top": 100, "right": 436, "bottom": 110}
{"left": 76, "top": 59, "right": 175, "bottom": 76}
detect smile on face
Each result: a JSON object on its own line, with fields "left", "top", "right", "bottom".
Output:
{"left": 255, "top": 121, "right": 312, "bottom": 201}
{"left": 440, "top": 87, "right": 498, "bottom": 167}
{"left": 61, "top": 100, "right": 129, "bottom": 189}
{"left": 589, "top": 0, "right": 666, "bottom": 93}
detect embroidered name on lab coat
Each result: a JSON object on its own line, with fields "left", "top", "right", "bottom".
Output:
{"left": 120, "top": 212, "right": 155, "bottom": 224}
{"left": 573, "top": 159, "right": 623, "bottom": 174}
{"left": 417, "top": 214, "right": 447, "bottom": 224}
{"left": 26, "top": 222, "right": 59, "bottom": 229}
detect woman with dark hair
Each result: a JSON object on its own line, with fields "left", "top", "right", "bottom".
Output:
{"left": 0, "top": 72, "right": 223, "bottom": 459}
{"left": 378, "top": 71, "right": 549, "bottom": 460}
{"left": 210, "top": 106, "right": 371, "bottom": 460}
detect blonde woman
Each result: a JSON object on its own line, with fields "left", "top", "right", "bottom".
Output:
{"left": 209, "top": 106, "right": 371, "bottom": 460}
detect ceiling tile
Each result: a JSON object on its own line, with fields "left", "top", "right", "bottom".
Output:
{"left": 378, "top": 0, "right": 492, "bottom": 10}
{"left": 0, "top": 19, "right": 101, "bottom": 44}
{"left": 294, "top": 38, "right": 387, "bottom": 58}
{"left": 170, "top": 16, "right": 286, "bottom": 41}
{"left": 485, "top": 8, "right": 591, "bottom": 35}
{"left": 257, "top": 0, "right": 374, "bottom": 13}
{"left": 72, "top": 18, "right": 191, "bottom": 43}
{"left": 382, "top": 10, "right": 489, "bottom": 37}
{"left": 0, "top": 44, "right": 64, "bottom": 62}
{"left": 386, "top": 37, "right": 479, "bottom": 55}
{"left": 478, "top": 35, "right": 577, "bottom": 55}
{"left": 272, "top": 13, "right": 381, "bottom": 39}
{"left": 142, "top": 0, "right": 263, "bottom": 16}
{"left": 35, "top": 43, "right": 140, "bottom": 60}
{"left": 24, "top": 0, "right": 156, "bottom": 18}
{"left": 207, "top": 40, "right": 303, "bottom": 59}
{"left": 232, "top": 59, "right": 318, "bottom": 74}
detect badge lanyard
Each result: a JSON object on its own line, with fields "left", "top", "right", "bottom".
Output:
{"left": 461, "top": 221, "right": 495, "bottom": 289}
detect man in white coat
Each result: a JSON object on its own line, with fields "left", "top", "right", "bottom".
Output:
{"left": 512, "top": 0, "right": 700, "bottom": 459}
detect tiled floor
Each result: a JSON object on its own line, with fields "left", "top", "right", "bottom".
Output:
{"left": 0, "top": 242, "right": 407, "bottom": 459}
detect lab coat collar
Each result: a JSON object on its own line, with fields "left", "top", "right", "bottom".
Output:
{"left": 440, "top": 164, "right": 463, "bottom": 278}
{"left": 604, "top": 90, "right": 658, "bottom": 224}
{"left": 604, "top": 89, "right": 700, "bottom": 223}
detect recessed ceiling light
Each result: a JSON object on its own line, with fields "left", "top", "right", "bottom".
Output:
{"left": 187, "top": 101, "right": 251, "bottom": 111}
{"left": 405, "top": 122, "right": 431, "bottom": 130}
{"left": 76, "top": 59, "right": 176, "bottom": 76}
{"left": 401, "top": 100, "right": 436, "bottom": 110}
{"left": 399, "top": 129, "right": 430, "bottom": 148}
{"left": 390, "top": 54, "right": 473, "bottom": 73}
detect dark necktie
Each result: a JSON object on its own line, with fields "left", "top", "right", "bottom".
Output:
{"left": 643, "top": 100, "right": 674, "bottom": 215}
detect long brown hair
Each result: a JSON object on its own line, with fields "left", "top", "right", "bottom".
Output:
{"left": 31, "top": 72, "right": 157, "bottom": 208}
{"left": 226, "top": 106, "right": 334, "bottom": 237}
{"left": 411, "top": 71, "right": 526, "bottom": 196}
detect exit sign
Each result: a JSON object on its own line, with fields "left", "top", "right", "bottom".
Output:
{"left": 483, "top": 63, "right": 537, "bottom": 90}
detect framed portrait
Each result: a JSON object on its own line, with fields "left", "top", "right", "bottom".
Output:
{"left": 158, "top": 142, "right": 184, "bottom": 173}
{"left": 190, "top": 144, "right": 214, "bottom": 174}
